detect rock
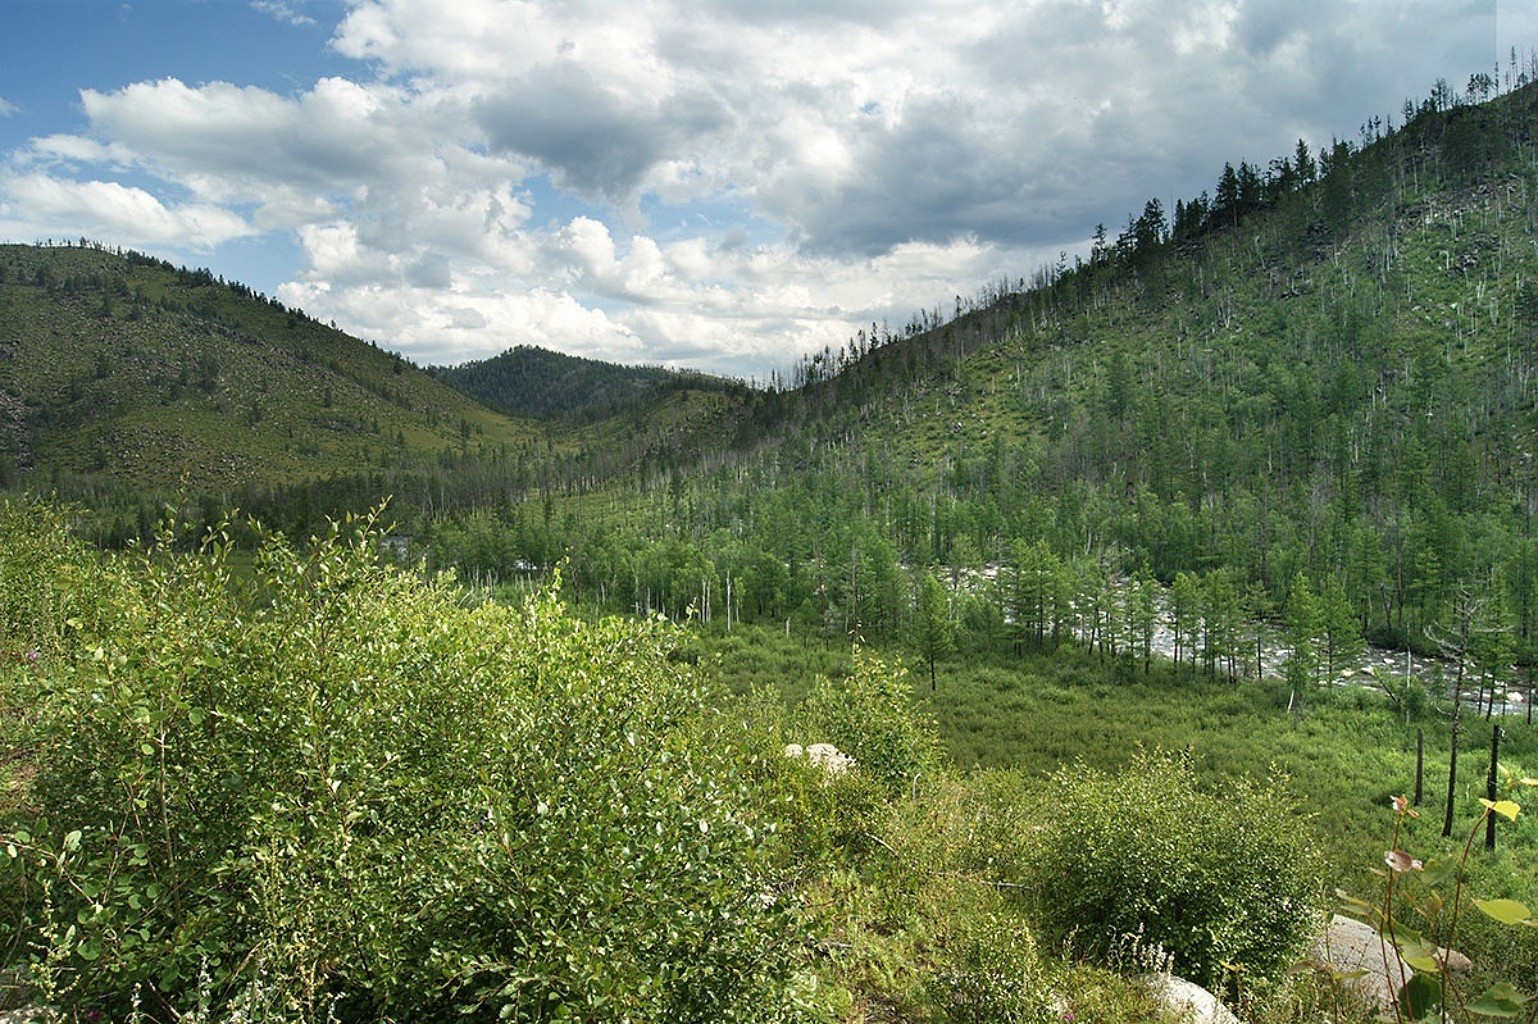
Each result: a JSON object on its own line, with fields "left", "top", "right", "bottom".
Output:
{"left": 1437, "top": 946, "right": 1473, "bottom": 976}
{"left": 1310, "top": 914, "right": 1413, "bottom": 1012}
{"left": 1136, "top": 973, "right": 1239, "bottom": 1024}
{"left": 805, "top": 742, "right": 854, "bottom": 774}
{"left": 784, "top": 741, "right": 854, "bottom": 775}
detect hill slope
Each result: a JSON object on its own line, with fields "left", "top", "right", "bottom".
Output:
{"left": 0, "top": 244, "right": 538, "bottom": 489}
{"left": 400, "top": 80, "right": 1538, "bottom": 667}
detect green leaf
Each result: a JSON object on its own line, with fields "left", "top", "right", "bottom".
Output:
{"left": 1398, "top": 973, "right": 1442, "bottom": 1020}
{"left": 1467, "top": 982, "right": 1530, "bottom": 1017}
{"left": 1475, "top": 898, "right": 1534, "bottom": 926}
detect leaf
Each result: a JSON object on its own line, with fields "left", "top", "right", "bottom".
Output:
{"left": 1398, "top": 973, "right": 1442, "bottom": 1021}
{"left": 1466, "top": 982, "right": 1530, "bottom": 1017}
{"left": 1479, "top": 798, "right": 1521, "bottom": 821}
{"left": 1400, "top": 940, "right": 1440, "bottom": 974}
{"left": 1475, "top": 898, "right": 1534, "bottom": 926}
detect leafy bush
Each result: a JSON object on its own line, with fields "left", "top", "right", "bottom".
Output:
{"left": 801, "top": 648, "right": 943, "bottom": 797}
{"left": 2, "top": 507, "right": 806, "bottom": 1022}
{"left": 1024, "top": 750, "right": 1322, "bottom": 992}
{"left": 0, "top": 498, "right": 121, "bottom": 665}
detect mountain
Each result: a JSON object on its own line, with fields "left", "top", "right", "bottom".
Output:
{"left": 401, "top": 79, "right": 1538, "bottom": 666}
{"left": 0, "top": 243, "right": 538, "bottom": 490}
{"left": 10, "top": 79, "right": 1538, "bottom": 665}
{"left": 430, "top": 344, "right": 744, "bottom": 422}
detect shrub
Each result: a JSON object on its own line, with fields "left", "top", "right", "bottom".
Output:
{"left": 1024, "top": 750, "right": 1323, "bottom": 992}
{"left": 2, "top": 508, "right": 807, "bottom": 1023}
{"left": 801, "top": 648, "right": 944, "bottom": 797}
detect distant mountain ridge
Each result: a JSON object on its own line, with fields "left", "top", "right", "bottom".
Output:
{"left": 430, "top": 344, "right": 744, "bottom": 422}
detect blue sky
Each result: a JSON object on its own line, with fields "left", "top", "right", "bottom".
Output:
{"left": 2, "top": 0, "right": 1534, "bottom": 379}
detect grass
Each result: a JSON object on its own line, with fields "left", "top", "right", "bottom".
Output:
{"left": 698, "top": 621, "right": 1538, "bottom": 901}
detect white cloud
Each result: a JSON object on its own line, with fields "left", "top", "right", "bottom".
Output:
{"left": 0, "top": 174, "right": 254, "bottom": 248}
{"left": 0, "top": 97, "right": 17, "bottom": 118}
{"left": 3, "top": 0, "right": 1532, "bottom": 378}
{"left": 250, "top": 1, "right": 317, "bottom": 26}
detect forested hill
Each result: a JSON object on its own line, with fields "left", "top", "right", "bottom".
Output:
{"left": 11, "top": 76, "right": 1538, "bottom": 668}
{"left": 430, "top": 344, "right": 747, "bottom": 422}
{"left": 0, "top": 243, "right": 539, "bottom": 491}
{"left": 416, "top": 77, "right": 1538, "bottom": 668}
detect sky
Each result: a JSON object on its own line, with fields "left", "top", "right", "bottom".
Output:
{"left": 1, "top": 1, "right": 1534, "bottom": 381}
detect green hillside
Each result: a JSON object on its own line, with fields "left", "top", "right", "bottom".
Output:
{"left": 429, "top": 79, "right": 1538, "bottom": 666}
{"left": 0, "top": 243, "right": 539, "bottom": 490}
{"left": 8, "top": 77, "right": 1538, "bottom": 1024}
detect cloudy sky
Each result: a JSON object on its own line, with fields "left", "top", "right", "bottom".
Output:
{"left": 1, "top": 1, "right": 1531, "bottom": 379}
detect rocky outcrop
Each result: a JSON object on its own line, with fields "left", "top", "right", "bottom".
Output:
{"left": 783, "top": 741, "right": 854, "bottom": 775}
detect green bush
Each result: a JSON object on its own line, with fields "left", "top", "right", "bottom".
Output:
{"left": 2, "top": 508, "right": 807, "bottom": 1023}
{"left": 1024, "top": 750, "right": 1323, "bottom": 992}
{"left": 0, "top": 498, "right": 121, "bottom": 665}
{"left": 801, "top": 648, "right": 944, "bottom": 797}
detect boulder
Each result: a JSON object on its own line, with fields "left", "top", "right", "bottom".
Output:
{"left": 805, "top": 742, "right": 854, "bottom": 774}
{"left": 1437, "top": 946, "right": 1473, "bottom": 976}
{"left": 783, "top": 741, "right": 854, "bottom": 775}
{"left": 1310, "top": 914, "right": 1413, "bottom": 1012}
{"left": 1136, "top": 973, "right": 1239, "bottom": 1024}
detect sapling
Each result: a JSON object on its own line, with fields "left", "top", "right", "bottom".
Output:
{"left": 1346, "top": 771, "right": 1538, "bottom": 1024}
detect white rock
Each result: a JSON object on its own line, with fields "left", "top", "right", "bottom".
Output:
{"left": 805, "top": 742, "right": 854, "bottom": 774}
{"left": 1136, "top": 973, "right": 1239, "bottom": 1024}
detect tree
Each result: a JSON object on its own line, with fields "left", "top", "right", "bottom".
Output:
{"left": 1284, "top": 571, "right": 1322, "bottom": 704}
{"left": 1201, "top": 568, "right": 1244, "bottom": 680}
{"left": 1126, "top": 563, "right": 1161, "bottom": 672}
{"left": 1426, "top": 584, "right": 1511, "bottom": 837}
{"left": 1317, "top": 572, "right": 1365, "bottom": 678}
{"left": 1293, "top": 138, "right": 1317, "bottom": 184}
{"left": 1170, "top": 571, "right": 1202, "bottom": 668}
{"left": 915, "top": 567, "right": 956, "bottom": 691}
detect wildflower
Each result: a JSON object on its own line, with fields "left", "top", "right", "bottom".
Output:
{"left": 1390, "top": 794, "right": 1419, "bottom": 817}
{"left": 24, "top": 649, "right": 39, "bottom": 664}
{"left": 1384, "top": 849, "right": 1422, "bottom": 872}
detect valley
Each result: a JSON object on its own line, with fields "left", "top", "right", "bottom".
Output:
{"left": 6, "top": 73, "right": 1538, "bottom": 1024}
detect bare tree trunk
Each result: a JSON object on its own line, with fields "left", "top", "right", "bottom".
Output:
{"left": 1443, "top": 664, "right": 1464, "bottom": 839}
{"left": 1415, "top": 728, "right": 1424, "bottom": 806}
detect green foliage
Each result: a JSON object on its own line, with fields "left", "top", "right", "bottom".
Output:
{"left": 0, "top": 500, "right": 105, "bottom": 663}
{"left": 1023, "top": 750, "right": 1323, "bottom": 992}
{"left": 802, "top": 648, "right": 944, "bottom": 797}
{"left": 922, "top": 912, "right": 1054, "bottom": 1024}
{"left": 1, "top": 505, "right": 805, "bottom": 1022}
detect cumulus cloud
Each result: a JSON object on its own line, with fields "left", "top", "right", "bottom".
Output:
{"left": 0, "top": 174, "right": 254, "bottom": 248}
{"left": 2, "top": 0, "right": 1532, "bottom": 377}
